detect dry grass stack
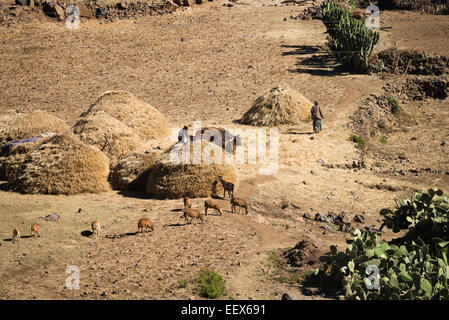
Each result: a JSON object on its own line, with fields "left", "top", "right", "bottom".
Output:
{"left": 80, "top": 91, "right": 170, "bottom": 141}
{"left": 0, "top": 140, "right": 43, "bottom": 181}
{"left": 0, "top": 110, "right": 69, "bottom": 146}
{"left": 9, "top": 133, "right": 110, "bottom": 195}
{"left": 109, "top": 150, "right": 162, "bottom": 190}
{"left": 72, "top": 114, "right": 144, "bottom": 163}
{"left": 240, "top": 86, "right": 313, "bottom": 126}
{"left": 145, "top": 140, "right": 238, "bottom": 199}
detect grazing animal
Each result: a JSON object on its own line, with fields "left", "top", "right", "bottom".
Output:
{"left": 31, "top": 224, "right": 40, "bottom": 238}
{"left": 91, "top": 220, "right": 101, "bottom": 238}
{"left": 183, "top": 196, "right": 192, "bottom": 209}
{"left": 12, "top": 228, "right": 20, "bottom": 243}
{"left": 194, "top": 127, "right": 240, "bottom": 154}
{"left": 204, "top": 199, "right": 223, "bottom": 216}
{"left": 218, "top": 176, "right": 234, "bottom": 199}
{"left": 231, "top": 196, "right": 249, "bottom": 215}
{"left": 182, "top": 208, "right": 204, "bottom": 224}
{"left": 138, "top": 217, "right": 154, "bottom": 234}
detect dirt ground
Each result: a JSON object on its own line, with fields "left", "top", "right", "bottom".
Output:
{"left": 0, "top": 0, "right": 448, "bottom": 299}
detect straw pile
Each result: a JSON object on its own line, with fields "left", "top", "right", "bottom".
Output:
{"left": 80, "top": 91, "right": 170, "bottom": 141}
{"left": 240, "top": 86, "right": 313, "bottom": 126}
{"left": 72, "top": 114, "right": 144, "bottom": 163}
{"left": 0, "top": 110, "right": 69, "bottom": 145}
{"left": 9, "top": 133, "right": 110, "bottom": 194}
{"left": 109, "top": 150, "right": 162, "bottom": 190}
{"left": 145, "top": 140, "right": 238, "bottom": 199}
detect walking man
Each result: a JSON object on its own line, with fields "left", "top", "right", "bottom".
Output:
{"left": 311, "top": 101, "right": 324, "bottom": 133}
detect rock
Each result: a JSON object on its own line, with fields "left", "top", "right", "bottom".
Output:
{"left": 173, "top": 0, "right": 182, "bottom": 5}
{"left": 118, "top": 0, "right": 128, "bottom": 9}
{"left": 15, "top": 0, "right": 26, "bottom": 5}
{"left": 77, "top": 4, "right": 94, "bottom": 18}
{"left": 42, "top": 2, "right": 65, "bottom": 20}
{"left": 251, "top": 214, "right": 268, "bottom": 225}
{"left": 441, "top": 141, "right": 446, "bottom": 146}
{"left": 280, "top": 200, "right": 289, "bottom": 209}
{"left": 354, "top": 214, "right": 365, "bottom": 223}
{"left": 282, "top": 292, "right": 299, "bottom": 300}
{"left": 44, "top": 213, "right": 60, "bottom": 221}
{"left": 195, "top": 0, "right": 206, "bottom": 3}
{"left": 165, "top": 0, "right": 179, "bottom": 11}
{"left": 183, "top": 0, "right": 194, "bottom": 5}
{"left": 95, "top": 6, "right": 106, "bottom": 17}
{"left": 303, "top": 212, "right": 313, "bottom": 220}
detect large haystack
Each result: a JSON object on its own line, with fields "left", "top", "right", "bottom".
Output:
{"left": 0, "top": 139, "right": 45, "bottom": 181}
{"left": 240, "top": 87, "right": 313, "bottom": 126}
{"left": 145, "top": 140, "right": 238, "bottom": 199}
{"left": 9, "top": 133, "right": 110, "bottom": 195}
{"left": 109, "top": 150, "right": 162, "bottom": 190}
{"left": 80, "top": 91, "right": 170, "bottom": 141}
{"left": 0, "top": 110, "right": 69, "bottom": 146}
{"left": 73, "top": 114, "right": 143, "bottom": 163}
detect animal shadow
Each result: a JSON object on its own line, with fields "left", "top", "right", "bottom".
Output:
{"left": 81, "top": 230, "right": 93, "bottom": 238}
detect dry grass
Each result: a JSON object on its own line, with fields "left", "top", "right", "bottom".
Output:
{"left": 109, "top": 150, "right": 162, "bottom": 190}
{"left": 9, "top": 133, "right": 111, "bottom": 195}
{"left": 80, "top": 91, "right": 171, "bottom": 142}
{"left": 145, "top": 140, "right": 238, "bottom": 199}
{"left": 72, "top": 114, "right": 144, "bottom": 164}
{"left": 0, "top": 110, "right": 69, "bottom": 146}
{"left": 240, "top": 87, "right": 313, "bottom": 126}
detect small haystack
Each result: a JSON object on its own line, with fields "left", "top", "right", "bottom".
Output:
{"left": 0, "top": 139, "right": 44, "bottom": 181}
{"left": 73, "top": 114, "right": 144, "bottom": 163}
{"left": 0, "top": 110, "right": 69, "bottom": 146}
{"left": 9, "top": 133, "right": 110, "bottom": 195}
{"left": 240, "top": 86, "right": 313, "bottom": 126}
{"left": 145, "top": 140, "right": 238, "bottom": 199}
{"left": 109, "top": 150, "right": 162, "bottom": 191}
{"left": 80, "top": 91, "right": 170, "bottom": 141}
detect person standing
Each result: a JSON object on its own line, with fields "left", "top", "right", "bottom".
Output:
{"left": 311, "top": 101, "right": 324, "bottom": 133}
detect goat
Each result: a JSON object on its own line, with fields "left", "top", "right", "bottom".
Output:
{"left": 31, "top": 224, "right": 40, "bottom": 238}
{"left": 204, "top": 199, "right": 223, "bottom": 216}
{"left": 231, "top": 196, "right": 249, "bottom": 215}
{"left": 138, "top": 217, "right": 154, "bottom": 234}
{"left": 91, "top": 220, "right": 101, "bottom": 238}
{"left": 183, "top": 196, "right": 192, "bottom": 209}
{"left": 12, "top": 228, "right": 20, "bottom": 243}
{"left": 182, "top": 208, "right": 204, "bottom": 224}
{"left": 218, "top": 176, "right": 234, "bottom": 199}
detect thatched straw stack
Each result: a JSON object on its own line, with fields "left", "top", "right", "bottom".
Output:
{"left": 145, "top": 140, "right": 238, "bottom": 199}
{"left": 0, "top": 140, "right": 44, "bottom": 181}
{"left": 109, "top": 150, "right": 162, "bottom": 190}
{"left": 240, "top": 87, "right": 313, "bottom": 126}
{"left": 80, "top": 91, "right": 170, "bottom": 141}
{"left": 0, "top": 110, "right": 69, "bottom": 145}
{"left": 72, "top": 114, "right": 144, "bottom": 163}
{"left": 9, "top": 133, "right": 110, "bottom": 195}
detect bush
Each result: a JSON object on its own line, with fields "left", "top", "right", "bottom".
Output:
{"left": 380, "top": 136, "right": 388, "bottom": 144}
{"left": 178, "top": 279, "right": 189, "bottom": 289}
{"left": 322, "top": 1, "right": 380, "bottom": 72}
{"left": 194, "top": 269, "right": 226, "bottom": 299}
{"left": 304, "top": 189, "right": 449, "bottom": 300}
{"left": 349, "top": 134, "right": 366, "bottom": 150}
{"left": 387, "top": 97, "right": 400, "bottom": 114}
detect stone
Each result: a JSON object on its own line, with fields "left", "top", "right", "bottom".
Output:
{"left": 282, "top": 292, "right": 300, "bottom": 300}
{"left": 118, "top": 0, "right": 128, "bottom": 9}
{"left": 165, "top": 0, "right": 179, "bottom": 11}
{"left": 42, "top": 2, "right": 65, "bottom": 20}
{"left": 15, "top": 0, "right": 27, "bottom": 5}
{"left": 183, "top": 0, "right": 194, "bottom": 5}
{"left": 77, "top": 4, "right": 93, "bottom": 18}
{"left": 251, "top": 214, "right": 268, "bottom": 225}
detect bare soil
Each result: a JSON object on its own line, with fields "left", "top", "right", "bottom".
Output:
{"left": 0, "top": 1, "right": 448, "bottom": 299}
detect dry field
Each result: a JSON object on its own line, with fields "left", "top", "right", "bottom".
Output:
{"left": 0, "top": 0, "right": 448, "bottom": 299}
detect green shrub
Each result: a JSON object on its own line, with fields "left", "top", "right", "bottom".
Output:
{"left": 304, "top": 189, "right": 449, "bottom": 300}
{"left": 387, "top": 97, "right": 400, "bottom": 114}
{"left": 349, "top": 134, "right": 366, "bottom": 150}
{"left": 380, "top": 136, "right": 388, "bottom": 144}
{"left": 178, "top": 279, "right": 189, "bottom": 289}
{"left": 322, "top": 1, "right": 380, "bottom": 72}
{"left": 194, "top": 269, "right": 226, "bottom": 299}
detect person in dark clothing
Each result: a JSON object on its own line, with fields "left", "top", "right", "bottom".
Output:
{"left": 178, "top": 124, "right": 190, "bottom": 143}
{"left": 311, "top": 101, "right": 324, "bottom": 133}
